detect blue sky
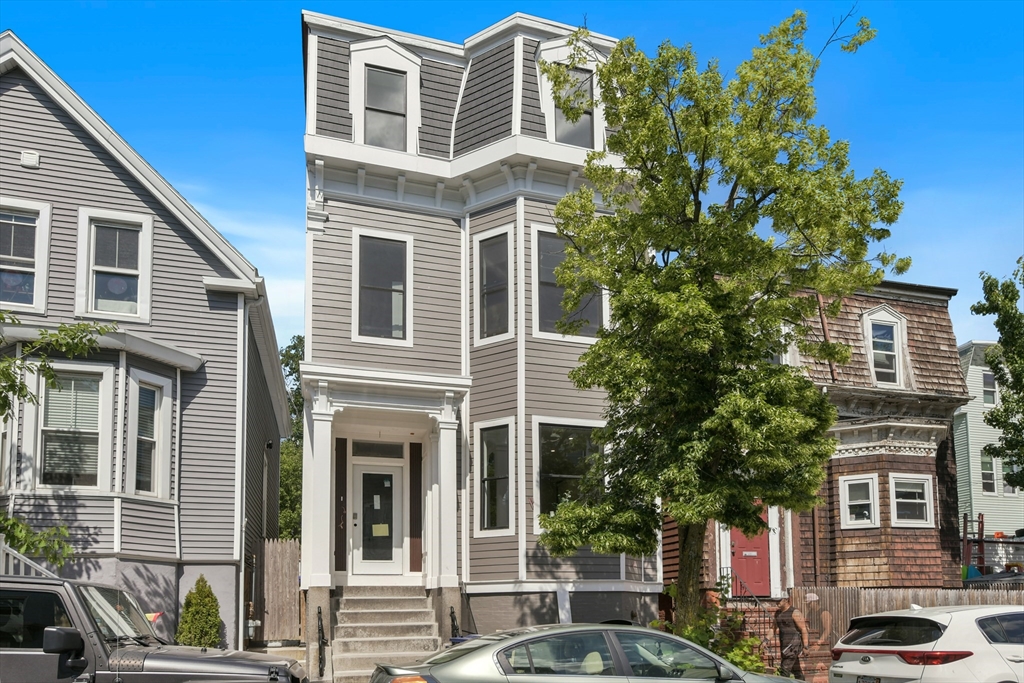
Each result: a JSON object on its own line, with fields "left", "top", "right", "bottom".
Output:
{"left": 2, "top": 0, "right": 1021, "bottom": 346}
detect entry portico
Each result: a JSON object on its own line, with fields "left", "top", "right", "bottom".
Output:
{"left": 300, "top": 363, "right": 470, "bottom": 592}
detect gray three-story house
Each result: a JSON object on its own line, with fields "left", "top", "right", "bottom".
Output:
{"left": 298, "top": 11, "right": 663, "bottom": 679}
{"left": 0, "top": 31, "right": 290, "bottom": 648}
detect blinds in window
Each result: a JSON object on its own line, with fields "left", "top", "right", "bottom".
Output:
{"left": 44, "top": 377, "right": 99, "bottom": 430}
{"left": 42, "top": 376, "right": 100, "bottom": 486}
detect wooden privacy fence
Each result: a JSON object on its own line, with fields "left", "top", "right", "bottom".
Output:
{"left": 255, "top": 539, "right": 301, "bottom": 644}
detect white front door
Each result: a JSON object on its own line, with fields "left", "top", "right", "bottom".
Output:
{"left": 352, "top": 464, "right": 404, "bottom": 575}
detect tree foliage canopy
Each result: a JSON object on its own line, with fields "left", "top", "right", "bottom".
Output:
{"left": 176, "top": 574, "right": 223, "bottom": 648}
{"left": 972, "top": 257, "right": 1024, "bottom": 487}
{"left": 278, "top": 335, "right": 304, "bottom": 539}
{"left": 537, "top": 11, "right": 906, "bottom": 563}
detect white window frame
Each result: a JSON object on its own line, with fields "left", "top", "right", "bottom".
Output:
{"left": 862, "top": 305, "right": 909, "bottom": 389}
{"left": 0, "top": 196, "right": 52, "bottom": 315}
{"left": 536, "top": 38, "right": 607, "bottom": 152}
{"left": 473, "top": 416, "right": 516, "bottom": 538}
{"left": 30, "top": 361, "right": 114, "bottom": 493}
{"left": 888, "top": 473, "right": 934, "bottom": 528}
{"left": 980, "top": 452, "right": 997, "bottom": 495}
{"left": 350, "top": 226, "right": 414, "bottom": 347}
{"left": 532, "top": 415, "right": 604, "bottom": 535}
{"left": 0, "top": 417, "right": 9, "bottom": 491}
{"left": 531, "top": 223, "right": 608, "bottom": 344}
{"left": 126, "top": 368, "right": 172, "bottom": 498}
{"left": 982, "top": 371, "right": 998, "bottom": 407}
{"left": 349, "top": 37, "right": 422, "bottom": 155}
{"left": 75, "top": 207, "right": 153, "bottom": 323}
{"left": 1001, "top": 458, "right": 1018, "bottom": 497}
{"left": 473, "top": 223, "right": 515, "bottom": 347}
{"left": 838, "top": 473, "right": 880, "bottom": 530}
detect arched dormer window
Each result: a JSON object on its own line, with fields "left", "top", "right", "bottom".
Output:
{"left": 862, "top": 304, "right": 910, "bottom": 388}
{"left": 535, "top": 37, "right": 606, "bottom": 152}
{"left": 349, "top": 36, "right": 421, "bottom": 154}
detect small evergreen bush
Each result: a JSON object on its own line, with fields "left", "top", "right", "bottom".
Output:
{"left": 176, "top": 574, "right": 222, "bottom": 648}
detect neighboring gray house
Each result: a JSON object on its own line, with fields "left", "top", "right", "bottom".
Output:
{"left": 299, "top": 12, "right": 663, "bottom": 680}
{"left": 0, "top": 31, "right": 290, "bottom": 648}
{"left": 955, "top": 341, "right": 1023, "bottom": 538}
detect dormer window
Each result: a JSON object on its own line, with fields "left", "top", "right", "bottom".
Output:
{"left": 871, "top": 322, "right": 897, "bottom": 384}
{"left": 554, "top": 68, "right": 593, "bottom": 149}
{"left": 365, "top": 67, "right": 406, "bottom": 151}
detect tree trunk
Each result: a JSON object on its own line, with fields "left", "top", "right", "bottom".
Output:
{"left": 674, "top": 521, "right": 707, "bottom": 626}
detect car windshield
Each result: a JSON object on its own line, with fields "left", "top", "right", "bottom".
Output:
{"left": 423, "top": 632, "right": 520, "bottom": 665}
{"left": 841, "top": 617, "right": 944, "bottom": 647}
{"left": 77, "top": 585, "right": 158, "bottom": 642}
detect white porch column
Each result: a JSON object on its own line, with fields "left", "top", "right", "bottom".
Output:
{"left": 303, "top": 383, "right": 338, "bottom": 588}
{"left": 436, "top": 417, "right": 459, "bottom": 588}
{"left": 427, "top": 430, "right": 440, "bottom": 587}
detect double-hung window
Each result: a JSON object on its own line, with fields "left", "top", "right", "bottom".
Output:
{"left": 480, "top": 425, "right": 510, "bottom": 531}
{"left": 538, "top": 423, "right": 599, "bottom": 516}
{"left": 1003, "top": 460, "right": 1018, "bottom": 496}
{"left": 475, "top": 228, "right": 512, "bottom": 343}
{"left": 41, "top": 374, "right": 100, "bottom": 487}
{"left": 356, "top": 234, "right": 410, "bottom": 342}
{"left": 91, "top": 223, "right": 140, "bottom": 314}
{"left": 554, "top": 68, "right": 594, "bottom": 149}
{"left": 365, "top": 67, "right": 406, "bottom": 151}
{"left": 839, "top": 473, "right": 879, "bottom": 530}
{"left": 536, "top": 231, "right": 602, "bottom": 338}
{"left": 889, "top": 474, "right": 933, "bottom": 528}
{"left": 128, "top": 368, "right": 172, "bottom": 497}
{"left": 871, "top": 322, "right": 898, "bottom": 384}
{"left": 981, "top": 453, "right": 996, "bottom": 493}
{"left": 983, "top": 372, "right": 997, "bottom": 405}
{"left": 0, "top": 210, "right": 38, "bottom": 306}
{"left": 135, "top": 386, "right": 157, "bottom": 494}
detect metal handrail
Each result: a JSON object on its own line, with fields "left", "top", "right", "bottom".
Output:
{"left": 0, "top": 534, "right": 58, "bottom": 578}
{"left": 728, "top": 571, "right": 777, "bottom": 670}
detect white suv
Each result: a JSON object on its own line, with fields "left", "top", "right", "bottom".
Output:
{"left": 829, "top": 605, "right": 1023, "bottom": 683}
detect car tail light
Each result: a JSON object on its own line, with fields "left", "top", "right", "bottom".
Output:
{"left": 898, "top": 651, "right": 973, "bottom": 665}
{"left": 831, "top": 649, "right": 973, "bottom": 665}
{"left": 392, "top": 677, "right": 431, "bottom": 683}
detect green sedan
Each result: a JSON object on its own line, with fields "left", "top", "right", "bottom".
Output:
{"left": 369, "top": 623, "right": 796, "bottom": 683}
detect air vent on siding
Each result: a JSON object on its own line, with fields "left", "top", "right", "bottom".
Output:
{"left": 19, "top": 150, "right": 40, "bottom": 168}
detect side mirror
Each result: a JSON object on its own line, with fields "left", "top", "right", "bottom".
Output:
{"left": 42, "top": 627, "right": 84, "bottom": 654}
{"left": 715, "top": 660, "right": 742, "bottom": 681}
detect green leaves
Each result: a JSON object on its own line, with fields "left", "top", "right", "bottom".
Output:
{"left": 176, "top": 574, "right": 223, "bottom": 648}
{"left": 0, "top": 513, "right": 73, "bottom": 567}
{"left": 537, "top": 9, "right": 904, "bottom": 571}
{"left": 972, "top": 257, "right": 1024, "bottom": 487}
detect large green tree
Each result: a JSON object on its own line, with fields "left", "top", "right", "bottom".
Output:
{"left": 972, "top": 257, "right": 1024, "bottom": 488}
{"left": 278, "top": 335, "right": 304, "bottom": 539}
{"left": 538, "top": 11, "right": 907, "bottom": 621}
{"left": 0, "top": 312, "right": 112, "bottom": 565}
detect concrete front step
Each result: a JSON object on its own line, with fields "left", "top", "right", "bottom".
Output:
{"left": 333, "top": 650, "right": 436, "bottom": 673}
{"left": 337, "top": 596, "right": 431, "bottom": 611}
{"left": 335, "top": 622, "right": 437, "bottom": 639}
{"left": 340, "top": 585, "right": 427, "bottom": 598}
{"left": 333, "top": 635, "right": 439, "bottom": 654}
{"left": 336, "top": 607, "right": 436, "bottom": 625}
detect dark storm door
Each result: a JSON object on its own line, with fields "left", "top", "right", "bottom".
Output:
{"left": 352, "top": 464, "right": 403, "bottom": 574}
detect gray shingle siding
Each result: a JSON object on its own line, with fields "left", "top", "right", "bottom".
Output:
{"left": 316, "top": 37, "right": 353, "bottom": 140}
{"left": 419, "top": 59, "right": 464, "bottom": 158}
{"left": 0, "top": 67, "right": 241, "bottom": 562}
{"left": 521, "top": 38, "right": 547, "bottom": 139}
{"left": 454, "top": 41, "right": 515, "bottom": 156}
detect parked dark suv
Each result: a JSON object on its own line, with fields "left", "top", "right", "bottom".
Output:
{"left": 0, "top": 575, "right": 307, "bottom": 682}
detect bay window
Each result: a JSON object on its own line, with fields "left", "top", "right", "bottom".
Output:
{"left": 480, "top": 425, "right": 510, "bottom": 530}
{"left": 839, "top": 473, "right": 879, "bottom": 530}
{"left": 535, "top": 228, "right": 602, "bottom": 339}
{"left": 41, "top": 374, "right": 100, "bottom": 487}
{"left": 128, "top": 368, "right": 173, "bottom": 497}
{"left": 475, "top": 226, "right": 513, "bottom": 344}
{"left": 538, "top": 423, "right": 599, "bottom": 516}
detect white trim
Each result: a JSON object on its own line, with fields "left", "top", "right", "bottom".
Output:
{"left": 305, "top": 32, "right": 319, "bottom": 137}
{"left": 768, "top": 506, "right": 782, "bottom": 598}
{"left": 349, "top": 37, "right": 422, "bottom": 154}
{"left": 31, "top": 360, "right": 115, "bottom": 493}
{"left": 511, "top": 36, "right": 523, "bottom": 136}
{"left": 74, "top": 207, "right": 154, "bottom": 324}
{"left": 114, "top": 351, "right": 126, "bottom": 491}
{"left": 351, "top": 462, "right": 406, "bottom": 575}
{"left": 174, "top": 367, "right": 181, "bottom": 557}
{"left": 113, "top": 496, "right": 122, "bottom": 553}
{"left": 516, "top": 197, "right": 527, "bottom": 581}
{"left": 461, "top": 214, "right": 469, "bottom": 374}
{"left": 232, "top": 293, "right": 245, "bottom": 561}
{"left": 532, "top": 414, "right": 605, "bottom": 535}
{"left": 203, "top": 276, "right": 258, "bottom": 297}
{"left": 537, "top": 38, "right": 607, "bottom": 152}
{"left": 862, "top": 304, "right": 910, "bottom": 390}
{"left": 125, "top": 368, "right": 173, "bottom": 499}
{"left": 838, "top": 472, "right": 880, "bottom": 530}
{"left": 717, "top": 522, "right": 731, "bottom": 593}
{"left": 463, "top": 579, "right": 664, "bottom": 595}
{"left": 888, "top": 472, "right": 935, "bottom": 528}
{"left": 350, "top": 226, "right": 415, "bottom": 347}
{"left": 473, "top": 416, "right": 516, "bottom": 538}
{"left": 472, "top": 223, "right": 516, "bottom": 347}
{"left": 0, "top": 195, "right": 51, "bottom": 315}
{"left": 530, "top": 223, "right": 604, "bottom": 344}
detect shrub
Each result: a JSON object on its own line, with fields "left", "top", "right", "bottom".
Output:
{"left": 176, "top": 575, "right": 222, "bottom": 648}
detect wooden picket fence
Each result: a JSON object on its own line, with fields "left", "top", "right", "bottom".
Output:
{"left": 255, "top": 539, "right": 301, "bottom": 644}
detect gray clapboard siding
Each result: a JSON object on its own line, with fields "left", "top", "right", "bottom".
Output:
{"left": 467, "top": 203, "right": 519, "bottom": 581}
{"left": 420, "top": 60, "right": 464, "bottom": 158}
{"left": 120, "top": 498, "right": 177, "bottom": 556}
{"left": 316, "top": 37, "right": 353, "bottom": 140}
{"left": 309, "top": 199, "right": 462, "bottom": 374}
{"left": 454, "top": 41, "right": 515, "bottom": 156}
{"left": 527, "top": 546, "right": 620, "bottom": 580}
{"left": 625, "top": 555, "right": 641, "bottom": 582}
{"left": 1, "top": 68, "right": 241, "bottom": 562}
{"left": 244, "top": 329, "right": 281, "bottom": 557}
{"left": 521, "top": 39, "right": 547, "bottom": 139}
{"left": 13, "top": 494, "right": 114, "bottom": 552}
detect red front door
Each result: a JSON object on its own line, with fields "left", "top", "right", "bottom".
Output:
{"left": 730, "top": 518, "right": 770, "bottom": 597}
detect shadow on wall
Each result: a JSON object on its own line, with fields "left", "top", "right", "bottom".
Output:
{"left": 513, "top": 592, "right": 558, "bottom": 628}
{"left": 526, "top": 545, "right": 620, "bottom": 581}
